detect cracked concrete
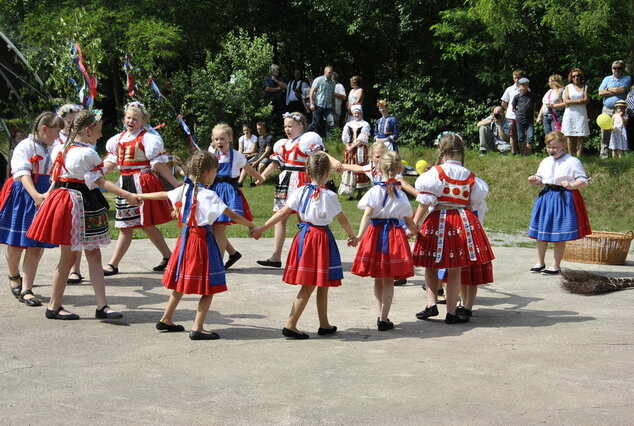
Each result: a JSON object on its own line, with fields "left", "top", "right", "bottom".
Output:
{"left": 1, "top": 239, "right": 633, "bottom": 425}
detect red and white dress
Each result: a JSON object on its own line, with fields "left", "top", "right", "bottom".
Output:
{"left": 105, "top": 129, "right": 172, "bottom": 228}
{"left": 162, "top": 180, "right": 228, "bottom": 295}
{"left": 269, "top": 132, "right": 323, "bottom": 211}
{"left": 27, "top": 142, "right": 110, "bottom": 250}
{"left": 341, "top": 119, "right": 371, "bottom": 189}
{"left": 283, "top": 183, "right": 344, "bottom": 287}
{"left": 412, "top": 161, "right": 494, "bottom": 269}
{"left": 351, "top": 180, "right": 414, "bottom": 280}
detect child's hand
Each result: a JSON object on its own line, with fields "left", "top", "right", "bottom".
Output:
{"left": 250, "top": 226, "right": 264, "bottom": 240}
{"left": 347, "top": 236, "right": 360, "bottom": 247}
{"left": 560, "top": 180, "right": 571, "bottom": 189}
{"left": 33, "top": 193, "right": 45, "bottom": 208}
{"left": 255, "top": 177, "right": 265, "bottom": 186}
{"left": 125, "top": 192, "right": 139, "bottom": 206}
{"left": 405, "top": 229, "right": 418, "bottom": 239}
{"left": 528, "top": 175, "right": 542, "bottom": 185}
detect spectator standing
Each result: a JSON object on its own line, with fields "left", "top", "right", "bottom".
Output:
{"left": 477, "top": 106, "right": 512, "bottom": 155}
{"left": 626, "top": 84, "right": 634, "bottom": 150}
{"left": 536, "top": 74, "right": 565, "bottom": 135}
{"left": 263, "top": 64, "right": 287, "bottom": 128}
{"left": 598, "top": 60, "right": 632, "bottom": 158}
{"left": 512, "top": 78, "right": 536, "bottom": 155}
{"left": 333, "top": 73, "right": 347, "bottom": 128}
{"left": 346, "top": 75, "right": 364, "bottom": 122}
{"left": 374, "top": 100, "right": 400, "bottom": 152}
{"left": 561, "top": 68, "right": 590, "bottom": 157}
{"left": 308, "top": 66, "right": 336, "bottom": 138}
{"left": 285, "top": 68, "right": 309, "bottom": 114}
{"left": 501, "top": 69, "right": 524, "bottom": 154}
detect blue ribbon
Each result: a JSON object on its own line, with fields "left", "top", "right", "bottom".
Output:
{"left": 174, "top": 177, "right": 195, "bottom": 277}
{"left": 296, "top": 222, "right": 311, "bottom": 260}
{"left": 296, "top": 222, "right": 343, "bottom": 281}
{"left": 379, "top": 180, "right": 401, "bottom": 207}
{"left": 371, "top": 218, "right": 399, "bottom": 254}
{"left": 298, "top": 183, "right": 321, "bottom": 214}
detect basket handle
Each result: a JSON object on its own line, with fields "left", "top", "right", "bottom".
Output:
{"left": 625, "top": 230, "right": 634, "bottom": 240}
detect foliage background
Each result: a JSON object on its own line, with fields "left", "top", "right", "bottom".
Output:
{"left": 1, "top": 0, "right": 632, "bottom": 154}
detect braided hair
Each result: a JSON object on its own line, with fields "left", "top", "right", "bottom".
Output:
{"left": 380, "top": 151, "right": 402, "bottom": 199}
{"left": 31, "top": 112, "right": 64, "bottom": 142}
{"left": 436, "top": 133, "right": 465, "bottom": 165}
{"left": 176, "top": 150, "right": 218, "bottom": 221}
{"left": 63, "top": 109, "right": 98, "bottom": 154}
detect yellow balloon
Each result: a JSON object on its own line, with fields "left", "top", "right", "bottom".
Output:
{"left": 401, "top": 160, "right": 409, "bottom": 166}
{"left": 596, "top": 113, "right": 612, "bottom": 130}
{"left": 416, "top": 159, "right": 428, "bottom": 174}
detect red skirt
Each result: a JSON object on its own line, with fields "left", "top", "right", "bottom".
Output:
{"left": 351, "top": 220, "right": 414, "bottom": 280}
{"left": 283, "top": 225, "right": 342, "bottom": 287}
{"left": 0, "top": 177, "right": 14, "bottom": 211}
{"left": 162, "top": 227, "right": 227, "bottom": 295}
{"left": 441, "top": 263, "right": 494, "bottom": 286}
{"left": 413, "top": 208, "right": 494, "bottom": 269}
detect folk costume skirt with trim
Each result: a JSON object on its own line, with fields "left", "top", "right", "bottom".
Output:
{"left": 115, "top": 170, "right": 172, "bottom": 228}
{"left": 274, "top": 168, "right": 307, "bottom": 211}
{"left": 162, "top": 226, "right": 227, "bottom": 295}
{"left": 283, "top": 223, "right": 343, "bottom": 287}
{"left": 0, "top": 176, "right": 56, "bottom": 248}
{"left": 351, "top": 219, "right": 414, "bottom": 280}
{"left": 441, "top": 263, "right": 494, "bottom": 286}
{"left": 413, "top": 208, "right": 494, "bottom": 269}
{"left": 210, "top": 181, "right": 253, "bottom": 224}
{"left": 527, "top": 186, "right": 591, "bottom": 242}
{"left": 26, "top": 181, "right": 110, "bottom": 250}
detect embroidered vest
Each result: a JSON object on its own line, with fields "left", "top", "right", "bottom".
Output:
{"left": 116, "top": 130, "right": 150, "bottom": 167}
{"left": 435, "top": 165, "right": 475, "bottom": 206}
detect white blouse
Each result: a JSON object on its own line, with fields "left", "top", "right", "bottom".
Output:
{"left": 286, "top": 185, "right": 342, "bottom": 226}
{"left": 167, "top": 184, "right": 227, "bottom": 226}
{"left": 104, "top": 129, "right": 169, "bottom": 170}
{"left": 358, "top": 184, "right": 413, "bottom": 219}
{"left": 271, "top": 132, "right": 324, "bottom": 167}
{"left": 52, "top": 142, "right": 105, "bottom": 190}
{"left": 207, "top": 148, "right": 247, "bottom": 178}
{"left": 11, "top": 137, "right": 54, "bottom": 178}
{"left": 534, "top": 153, "right": 588, "bottom": 185}
{"left": 415, "top": 161, "right": 489, "bottom": 212}
{"left": 239, "top": 134, "right": 258, "bottom": 152}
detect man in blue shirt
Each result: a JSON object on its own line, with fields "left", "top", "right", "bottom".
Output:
{"left": 598, "top": 60, "right": 632, "bottom": 158}
{"left": 308, "top": 66, "right": 336, "bottom": 138}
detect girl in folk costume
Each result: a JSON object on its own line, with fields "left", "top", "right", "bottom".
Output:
{"left": 251, "top": 151, "right": 357, "bottom": 339}
{"left": 56, "top": 104, "right": 86, "bottom": 285}
{"left": 350, "top": 152, "right": 418, "bottom": 331}
{"left": 340, "top": 104, "right": 371, "bottom": 200}
{"left": 207, "top": 123, "right": 264, "bottom": 267}
{"left": 27, "top": 109, "right": 137, "bottom": 320}
{"left": 101, "top": 102, "right": 181, "bottom": 276}
{"left": 139, "top": 151, "right": 255, "bottom": 340}
{"left": 0, "top": 112, "right": 64, "bottom": 307}
{"left": 412, "top": 133, "right": 494, "bottom": 324}
{"left": 258, "top": 111, "right": 342, "bottom": 268}
{"left": 527, "top": 131, "right": 591, "bottom": 275}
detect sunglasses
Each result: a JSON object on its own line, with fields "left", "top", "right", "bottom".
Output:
{"left": 613, "top": 67, "right": 623, "bottom": 70}
{"left": 572, "top": 75, "right": 581, "bottom": 78}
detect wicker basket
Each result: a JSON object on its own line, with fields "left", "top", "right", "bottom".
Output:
{"left": 562, "top": 231, "right": 634, "bottom": 265}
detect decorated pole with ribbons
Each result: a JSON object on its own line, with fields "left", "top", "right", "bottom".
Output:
{"left": 69, "top": 41, "right": 98, "bottom": 109}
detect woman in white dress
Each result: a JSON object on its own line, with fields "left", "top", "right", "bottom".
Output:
{"left": 561, "top": 68, "right": 590, "bottom": 156}
{"left": 346, "top": 75, "right": 364, "bottom": 122}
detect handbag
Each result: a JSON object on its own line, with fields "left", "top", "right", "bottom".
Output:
{"left": 338, "top": 170, "right": 356, "bottom": 196}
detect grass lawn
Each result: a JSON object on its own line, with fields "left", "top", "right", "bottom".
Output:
{"left": 104, "top": 142, "right": 634, "bottom": 241}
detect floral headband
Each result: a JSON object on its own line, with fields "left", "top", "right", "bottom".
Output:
{"left": 81, "top": 109, "right": 103, "bottom": 132}
{"left": 282, "top": 112, "right": 302, "bottom": 122}
{"left": 124, "top": 101, "right": 148, "bottom": 115}
{"left": 434, "top": 131, "right": 463, "bottom": 147}
{"left": 57, "top": 104, "right": 82, "bottom": 118}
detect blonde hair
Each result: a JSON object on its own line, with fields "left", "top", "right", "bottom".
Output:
{"left": 212, "top": 123, "right": 233, "bottom": 139}
{"left": 380, "top": 151, "right": 402, "bottom": 199}
{"left": 544, "top": 131, "right": 565, "bottom": 147}
{"left": 176, "top": 151, "right": 219, "bottom": 221}
{"left": 371, "top": 142, "right": 387, "bottom": 157}
{"left": 549, "top": 74, "right": 564, "bottom": 89}
{"left": 376, "top": 99, "right": 388, "bottom": 108}
{"left": 306, "top": 151, "right": 331, "bottom": 183}
{"left": 436, "top": 133, "right": 465, "bottom": 165}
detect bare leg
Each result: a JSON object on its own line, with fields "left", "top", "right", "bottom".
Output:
{"left": 48, "top": 245, "right": 76, "bottom": 313}
{"left": 285, "top": 285, "right": 315, "bottom": 332}
{"left": 269, "top": 218, "right": 288, "bottom": 262}
{"left": 6, "top": 245, "right": 24, "bottom": 289}
{"left": 316, "top": 287, "right": 332, "bottom": 328}
{"left": 106, "top": 228, "right": 133, "bottom": 268}
{"left": 84, "top": 248, "right": 112, "bottom": 310}
{"left": 461, "top": 285, "right": 478, "bottom": 310}
{"left": 69, "top": 250, "right": 82, "bottom": 278}
{"left": 192, "top": 294, "right": 213, "bottom": 332}
{"left": 142, "top": 225, "right": 171, "bottom": 258}
{"left": 424, "top": 267, "right": 439, "bottom": 307}
{"left": 552, "top": 241, "right": 566, "bottom": 270}
{"left": 161, "top": 290, "right": 184, "bottom": 325}
{"left": 373, "top": 277, "right": 383, "bottom": 317}
{"left": 22, "top": 247, "right": 44, "bottom": 292}
{"left": 510, "top": 135, "right": 518, "bottom": 154}
{"left": 237, "top": 168, "right": 247, "bottom": 184}
{"left": 445, "top": 268, "right": 461, "bottom": 315}
{"left": 566, "top": 136, "right": 575, "bottom": 155}
{"left": 212, "top": 224, "right": 229, "bottom": 258}
{"left": 225, "top": 240, "right": 236, "bottom": 256}
{"left": 379, "top": 277, "right": 395, "bottom": 321}
{"left": 576, "top": 137, "right": 584, "bottom": 157}
{"left": 536, "top": 240, "right": 548, "bottom": 266}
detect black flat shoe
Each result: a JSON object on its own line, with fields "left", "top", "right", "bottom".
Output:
{"left": 9, "top": 274, "right": 22, "bottom": 298}
{"left": 156, "top": 321, "right": 185, "bottom": 332}
{"left": 224, "top": 251, "right": 242, "bottom": 269}
{"left": 542, "top": 268, "right": 561, "bottom": 275}
{"left": 95, "top": 305, "right": 123, "bottom": 319}
{"left": 189, "top": 330, "right": 220, "bottom": 340}
{"left": 152, "top": 257, "right": 170, "bottom": 272}
{"left": 18, "top": 289, "right": 42, "bottom": 307}
{"left": 456, "top": 306, "right": 473, "bottom": 317}
{"left": 317, "top": 326, "right": 337, "bottom": 336}
{"left": 103, "top": 264, "right": 119, "bottom": 276}
{"left": 45, "top": 306, "right": 80, "bottom": 320}
{"left": 378, "top": 320, "right": 394, "bottom": 331}
{"left": 282, "top": 327, "right": 309, "bottom": 339}
{"left": 66, "top": 272, "right": 84, "bottom": 284}
{"left": 445, "top": 313, "right": 469, "bottom": 324}
{"left": 257, "top": 259, "right": 282, "bottom": 268}
{"left": 394, "top": 278, "right": 407, "bottom": 286}
{"left": 529, "top": 264, "right": 545, "bottom": 273}
{"left": 415, "top": 305, "right": 439, "bottom": 320}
